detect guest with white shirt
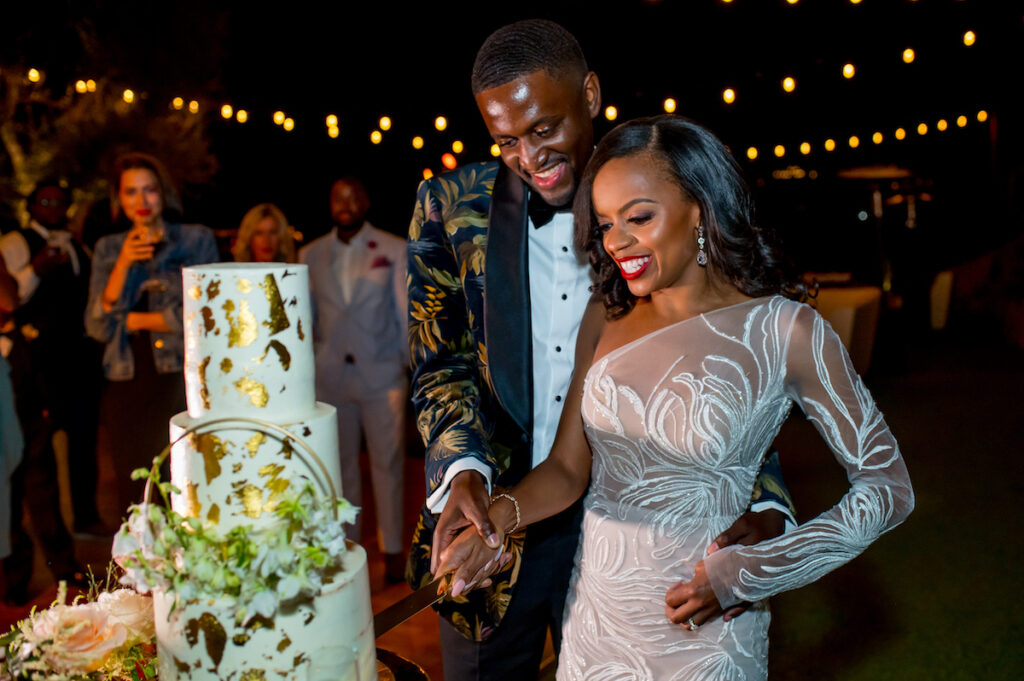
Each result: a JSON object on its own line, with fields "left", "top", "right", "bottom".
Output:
{"left": 299, "top": 176, "right": 408, "bottom": 583}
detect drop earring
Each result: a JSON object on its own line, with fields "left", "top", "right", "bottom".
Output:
{"left": 695, "top": 224, "right": 708, "bottom": 267}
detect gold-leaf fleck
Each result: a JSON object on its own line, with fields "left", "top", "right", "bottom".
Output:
{"left": 237, "top": 484, "right": 264, "bottom": 518}
{"left": 237, "top": 278, "right": 253, "bottom": 293}
{"left": 188, "top": 285, "right": 201, "bottom": 300}
{"left": 239, "top": 670, "right": 265, "bottom": 681}
{"left": 259, "top": 274, "right": 290, "bottom": 335}
{"left": 185, "top": 613, "right": 226, "bottom": 670}
{"left": 223, "top": 299, "right": 258, "bottom": 348}
{"left": 234, "top": 376, "right": 268, "bottom": 407}
{"left": 206, "top": 279, "right": 221, "bottom": 301}
{"left": 276, "top": 634, "right": 291, "bottom": 652}
{"left": 183, "top": 481, "right": 202, "bottom": 518}
{"left": 190, "top": 433, "right": 227, "bottom": 485}
{"left": 198, "top": 357, "right": 212, "bottom": 410}
{"left": 232, "top": 633, "right": 250, "bottom": 646}
{"left": 220, "top": 358, "right": 233, "bottom": 374}
{"left": 232, "top": 462, "right": 242, "bottom": 473}
{"left": 207, "top": 503, "right": 220, "bottom": 525}
{"left": 297, "top": 318, "right": 305, "bottom": 341}
{"left": 255, "top": 340, "right": 291, "bottom": 370}
{"left": 245, "top": 433, "right": 266, "bottom": 458}
{"left": 201, "top": 307, "right": 216, "bottom": 336}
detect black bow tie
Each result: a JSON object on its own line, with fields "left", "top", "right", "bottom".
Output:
{"left": 527, "top": 191, "right": 571, "bottom": 228}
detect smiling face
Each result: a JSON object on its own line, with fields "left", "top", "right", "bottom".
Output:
{"left": 119, "top": 168, "right": 163, "bottom": 228}
{"left": 593, "top": 153, "right": 703, "bottom": 299}
{"left": 475, "top": 69, "right": 601, "bottom": 208}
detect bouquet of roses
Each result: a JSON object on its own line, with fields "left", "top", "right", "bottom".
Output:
{"left": 0, "top": 584, "right": 157, "bottom": 681}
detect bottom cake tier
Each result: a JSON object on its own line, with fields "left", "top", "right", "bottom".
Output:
{"left": 153, "top": 543, "right": 375, "bottom": 681}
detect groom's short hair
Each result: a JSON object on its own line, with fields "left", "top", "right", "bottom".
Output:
{"left": 471, "top": 19, "right": 588, "bottom": 94}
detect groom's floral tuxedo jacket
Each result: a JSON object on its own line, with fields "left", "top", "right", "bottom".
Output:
{"left": 405, "top": 161, "right": 796, "bottom": 641}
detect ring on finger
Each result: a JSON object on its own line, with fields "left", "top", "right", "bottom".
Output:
{"left": 687, "top": 617, "right": 699, "bottom": 631}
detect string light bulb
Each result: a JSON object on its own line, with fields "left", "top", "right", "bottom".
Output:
{"left": 434, "top": 116, "right": 447, "bottom": 131}
{"left": 605, "top": 105, "right": 618, "bottom": 121}
{"left": 963, "top": 30, "right": 976, "bottom": 47}
{"left": 663, "top": 98, "right": 677, "bottom": 113}
{"left": 782, "top": 77, "right": 796, "bottom": 93}
{"left": 412, "top": 136, "right": 424, "bottom": 149}
{"left": 452, "top": 140, "right": 464, "bottom": 154}
{"left": 872, "top": 132, "right": 883, "bottom": 144}
{"left": 746, "top": 147, "right": 758, "bottom": 160}
{"left": 328, "top": 127, "right": 340, "bottom": 139}
{"left": 379, "top": 116, "right": 392, "bottom": 131}
{"left": 27, "top": 68, "right": 41, "bottom": 83}
{"left": 172, "top": 97, "right": 184, "bottom": 110}
{"left": 895, "top": 127, "right": 907, "bottom": 140}
{"left": 123, "top": 89, "right": 135, "bottom": 103}
{"left": 75, "top": 80, "right": 88, "bottom": 93}
{"left": 937, "top": 119, "right": 948, "bottom": 132}
{"left": 371, "top": 130, "right": 383, "bottom": 144}
{"left": 824, "top": 139, "right": 836, "bottom": 152}
{"left": 843, "top": 63, "right": 855, "bottom": 79}
{"left": 442, "top": 153, "right": 457, "bottom": 170}
{"left": 917, "top": 123, "right": 928, "bottom": 135}
{"left": 903, "top": 48, "right": 915, "bottom": 64}
{"left": 188, "top": 100, "right": 199, "bottom": 114}
{"left": 86, "top": 79, "right": 96, "bottom": 92}
{"left": 273, "top": 111, "right": 286, "bottom": 125}
{"left": 774, "top": 145, "right": 785, "bottom": 158}
{"left": 423, "top": 169, "right": 434, "bottom": 180}
{"left": 723, "top": 88, "right": 736, "bottom": 104}
{"left": 800, "top": 142, "right": 811, "bottom": 155}
{"left": 221, "top": 104, "right": 233, "bottom": 119}
{"left": 490, "top": 144, "right": 501, "bottom": 157}
{"left": 977, "top": 110, "right": 988, "bottom": 122}
{"left": 236, "top": 110, "right": 248, "bottom": 123}
{"left": 283, "top": 118, "right": 295, "bottom": 131}
{"left": 326, "top": 114, "right": 338, "bottom": 127}
{"left": 956, "top": 115, "right": 968, "bottom": 128}
{"left": 848, "top": 136, "right": 860, "bottom": 148}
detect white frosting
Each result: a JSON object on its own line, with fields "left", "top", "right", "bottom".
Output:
{"left": 182, "top": 264, "right": 315, "bottom": 423}
{"left": 153, "top": 545, "right": 375, "bottom": 681}
{"left": 168, "top": 404, "right": 343, "bottom": 532}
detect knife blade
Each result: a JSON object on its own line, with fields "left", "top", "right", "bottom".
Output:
{"left": 373, "top": 574, "right": 450, "bottom": 637}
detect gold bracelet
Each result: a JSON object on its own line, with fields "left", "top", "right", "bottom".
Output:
{"left": 491, "top": 492, "right": 520, "bottom": 534}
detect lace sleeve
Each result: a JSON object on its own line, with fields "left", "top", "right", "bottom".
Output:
{"left": 703, "top": 302, "right": 914, "bottom": 609}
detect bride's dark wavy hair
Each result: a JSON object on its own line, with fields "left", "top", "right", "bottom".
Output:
{"left": 573, "top": 115, "right": 806, "bottom": 319}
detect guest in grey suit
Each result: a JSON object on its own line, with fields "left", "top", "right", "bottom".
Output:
{"left": 299, "top": 176, "right": 409, "bottom": 582}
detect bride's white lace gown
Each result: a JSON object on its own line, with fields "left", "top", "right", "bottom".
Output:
{"left": 557, "top": 296, "right": 913, "bottom": 681}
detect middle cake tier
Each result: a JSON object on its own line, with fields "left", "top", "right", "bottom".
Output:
{"left": 168, "top": 403, "right": 343, "bottom": 532}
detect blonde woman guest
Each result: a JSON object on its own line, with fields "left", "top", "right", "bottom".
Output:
{"left": 86, "top": 152, "right": 218, "bottom": 510}
{"left": 232, "top": 203, "right": 296, "bottom": 263}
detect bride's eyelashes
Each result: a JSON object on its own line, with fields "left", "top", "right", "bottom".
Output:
{"left": 627, "top": 212, "right": 654, "bottom": 226}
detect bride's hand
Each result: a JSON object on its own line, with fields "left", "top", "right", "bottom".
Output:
{"left": 665, "top": 561, "right": 723, "bottom": 631}
{"left": 434, "top": 525, "right": 512, "bottom": 598}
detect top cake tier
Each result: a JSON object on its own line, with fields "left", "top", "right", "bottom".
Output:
{"left": 182, "top": 264, "right": 315, "bottom": 422}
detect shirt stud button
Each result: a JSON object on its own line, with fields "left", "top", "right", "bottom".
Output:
{"left": 555, "top": 346, "right": 562, "bottom": 352}
{"left": 555, "top": 395, "right": 562, "bottom": 402}
{"left": 561, "top": 293, "right": 567, "bottom": 300}
{"left": 561, "top": 246, "right": 569, "bottom": 252}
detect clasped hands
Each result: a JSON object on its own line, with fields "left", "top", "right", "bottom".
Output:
{"left": 432, "top": 471, "right": 786, "bottom": 630}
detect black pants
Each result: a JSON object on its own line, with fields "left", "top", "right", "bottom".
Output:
{"left": 440, "top": 500, "right": 583, "bottom": 681}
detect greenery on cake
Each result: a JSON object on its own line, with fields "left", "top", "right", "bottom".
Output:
{"left": 111, "top": 465, "right": 357, "bottom": 625}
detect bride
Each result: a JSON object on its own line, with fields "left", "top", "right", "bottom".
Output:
{"left": 437, "top": 115, "right": 914, "bottom": 680}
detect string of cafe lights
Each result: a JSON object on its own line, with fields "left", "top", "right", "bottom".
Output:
{"left": 13, "top": 22, "right": 990, "bottom": 180}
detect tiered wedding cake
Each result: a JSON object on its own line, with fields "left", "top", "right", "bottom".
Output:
{"left": 153, "top": 263, "right": 375, "bottom": 681}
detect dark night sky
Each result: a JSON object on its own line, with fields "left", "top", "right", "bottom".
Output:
{"left": 2, "top": 1, "right": 1021, "bottom": 274}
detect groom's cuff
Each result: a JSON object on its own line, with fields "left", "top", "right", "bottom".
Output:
{"left": 750, "top": 499, "right": 797, "bottom": 533}
{"left": 426, "top": 459, "right": 493, "bottom": 514}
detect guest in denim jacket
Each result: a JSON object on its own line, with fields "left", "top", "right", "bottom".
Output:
{"left": 85, "top": 153, "right": 218, "bottom": 509}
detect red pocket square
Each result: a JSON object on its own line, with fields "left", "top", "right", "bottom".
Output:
{"left": 371, "top": 255, "right": 392, "bottom": 269}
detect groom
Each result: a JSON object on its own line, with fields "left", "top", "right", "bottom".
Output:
{"left": 407, "top": 19, "right": 795, "bottom": 681}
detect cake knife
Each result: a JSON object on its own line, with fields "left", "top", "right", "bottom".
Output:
{"left": 373, "top": 574, "right": 451, "bottom": 637}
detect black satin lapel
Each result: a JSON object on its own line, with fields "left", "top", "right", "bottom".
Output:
{"left": 484, "top": 164, "right": 532, "bottom": 437}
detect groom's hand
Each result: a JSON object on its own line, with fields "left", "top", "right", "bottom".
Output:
{"left": 431, "top": 471, "right": 501, "bottom": 574}
{"left": 705, "top": 508, "right": 787, "bottom": 621}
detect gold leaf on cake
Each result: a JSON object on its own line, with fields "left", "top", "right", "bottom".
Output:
{"left": 198, "top": 357, "right": 212, "bottom": 410}
{"left": 259, "top": 463, "right": 290, "bottom": 511}
{"left": 237, "top": 484, "right": 265, "bottom": 518}
{"left": 183, "top": 481, "right": 202, "bottom": 518}
{"left": 255, "top": 339, "right": 291, "bottom": 370}
{"left": 220, "top": 358, "right": 233, "bottom": 373}
{"left": 246, "top": 615, "right": 274, "bottom": 630}
{"left": 293, "top": 653, "right": 307, "bottom": 667}
{"left": 232, "top": 462, "right": 242, "bottom": 473}
{"left": 297, "top": 318, "right": 305, "bottom": 341}
{"left": 223, "top": 299, "right": 258, "bottom": 348}
{"left": 234, "top": 376, "right": 269, "bottom": 407}
{"left": 200, "top": 307, "right": 216, "bottom": 336}
{"left": 259, "top": 274, "right": 291, "bottom": 335}
{"left": 206, "top": 279, "right": 221, "bottom": 301}
{"left": 207, "top": 503, "right": 220, "bottom": 525}
{"left": 232, "top": 633, "right": 250, "bottom": 646}
{"left": 191, "top": 610, "right": 225, "bottom": 667}
{"left": 190, "top": 433, "right": 228, "bottom": 485}
{"left": 276, "top": 633, "right": 291, "bottom": 652}
{"left": 188, "top": 285, "right": 202, "bottom": 300}
{"left": 278, "top": 439, "right": 294, "bottom": 460}
{"left": 237, "top": 278, "right": 253, "bottom": 293}
{"left": 173, "top": 656, "right": 191, "bottom": 675}
{"left": 239, "top": 670, "right": 266, "bottom": 681}
{"left": 245, "top": 433, "right": 266, "bottom": 458}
